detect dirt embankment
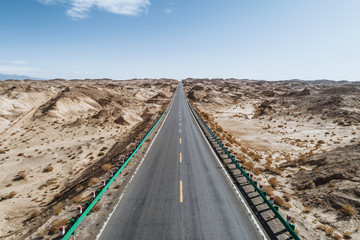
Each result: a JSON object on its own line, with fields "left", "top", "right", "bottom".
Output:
{"left": 0, "top": 79, "right": 177, "bottom": 239}
{"left": 183, "top": 78, "right": 360, "bottom": 240}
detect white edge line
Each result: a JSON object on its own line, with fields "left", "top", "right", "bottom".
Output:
{"left": 95, "top": 90, "right": 176, "bottom": 240}
{"left": 187, "top": 101, "right": 268, "bottom": 240}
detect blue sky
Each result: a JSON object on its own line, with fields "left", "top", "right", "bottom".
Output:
{"left": 0, "top": 0, "right": 359, "bottom": 80}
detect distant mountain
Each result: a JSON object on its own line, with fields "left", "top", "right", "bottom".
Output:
{"left": 0, "top": 73, "right": 44, "bottom": 81}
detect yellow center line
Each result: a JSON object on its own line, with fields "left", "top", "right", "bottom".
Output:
{"left": 180, "top": 180, "right": 183, "bottom": 203}
{"left": 180, "top": 138, "right": 181, "bottom": 144}
{"left": 180, "top": 152, "right": 182, "bottom": 163}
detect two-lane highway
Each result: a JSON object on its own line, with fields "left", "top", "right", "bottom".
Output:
{"left": 98, "top": 83, "right": 264, "bottom": 240}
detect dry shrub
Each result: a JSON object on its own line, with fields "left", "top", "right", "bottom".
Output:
{"left": 340, "top": 204, "right": 355, "bottom": 216}
{"left": 333, "top": 233, "right": 342, "bottom": 240}
{"left": 237, "top": 154, "right": 246, "bottom": 163}
{"left": 48, "top": 219, "right": 68, "bottom": 235}
{"left": 317, "top": 225, "right": 331, "bottom": 235}
{"left": 243, "top": 161, "right": 254, "bottom": 172}
{"left": 9, "top": 191, "right": 17, "bottom": 198}
{"left": 115, "top": 184, "right": 121, "bottom": 189}
{"left": 54, "top": 193, "right": 62, "bottom": 199}
{"left": 146, "top": 138, "right": 151, "bottom": 142}
{"left": 253, "top": 154, "right": 261, "bottom": 162}
{"left": 262, "top": 186, "right": 274, "bottom": 196}
{"left": 5, "top": 183, "right": 12, "bottom": 187}
{"left": 283, "top": 202, "right": 292, "bottom": 209}
{"left": 302, "top": 206, "right": 313, "bottom": 213}
{"left": 216, "top": 126, "right": 223, "bottom": 133}
{"left": 228, "top": 137, "right": 236, "bottom": 144}
{"left": 100, "top": 147, "right": 108, "bottom": 151}
{"left": 53, "top": 203, "right": 62, "bottom": 215}
{"left": 241, "top": 146, "right": 248, "bottom": 153}
{"left": 343, "top": 231, "right": 352, "bottom": 239}
{"left": 325, "top": 226, "right": 335, "bottom": 236}
{"left": 30, "top": 210, "right": 40, "bottom": 219}
{"left": 101, "top": 163, "right": 112, "bottom": 171}
{"left": 265, "top": 165, "right": 283, "bottom": 175}
{"left": 17, "top": 153, "right": 24, "bottom": 156}
{"left": 17, "top": 171, "right": 27, "bottom": 180}
{"left": 98, "top": 152, "right": 105, "bottom": 157}
{"left": 283, "top": 193, "right": 291, "bottom": 202}
{"left": 297, "top": 154, "right": 307, "bottom": 162}
{"left": 268, "top": 178, "right": 279, "bottom": 188}
{"left": 266, "top": 156, "right": 272, "bottom": 164}
{"left": 91, "top": 204, "right": 101, "bottom": 212}
{"left": 88, "top": 177, "right": 99, "bottom": 187}
{"left": 274, "top": 196, "right": 287, "bottom": 207}
{"left": 72, "top": 195, "right": 82, "bottom": 203}
{"left": 0, "top": 150, "right": 6, "bottom": 154}
{"left": 43, "top": 166, "right": 54, "bottom": 173}
{"left": 0, "top": 191, "right": 17, "bottom": 201}
{"left": 253, "top": 167, "right": 263, "bottom": 175}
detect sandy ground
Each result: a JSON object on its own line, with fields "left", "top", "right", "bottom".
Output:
{"left": 0, "top": 79, "right": 177, "bottom": 239}
{"left": 184, "top": 78, "right": 360, "bottom": 240}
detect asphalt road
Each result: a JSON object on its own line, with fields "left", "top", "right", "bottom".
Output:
{"left": 98, "top": 83, "right": 264, "bottom": 240}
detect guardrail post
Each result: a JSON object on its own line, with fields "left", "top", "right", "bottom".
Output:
{"left": 77, "top": 206, "right": 82, "bottom": 216}
{"left": 91, "top": 191, "right": 96, "bottom": 200}
{"left": 188, "top": 101, "right": 301, "bottom": 240}
{"left": 101, "top": 180, "right": 106, "bottom": 187}
{"left": 270, "top": 196, "right": 274, "bottom": 205}
{"left": 59, "top": 226, "right": 65, "bottom": 236}
{"left": 287, "top": 215, "right": 292, "bottom": 225}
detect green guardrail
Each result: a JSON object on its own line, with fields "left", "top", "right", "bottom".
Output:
{"left": 188, "top": 101, "right": 301, "bottom": 240}
{"left": 62, "top": 109, "right": 167, "bottom": 239}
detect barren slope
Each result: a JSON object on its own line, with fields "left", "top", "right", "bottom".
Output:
{"left": 183, "top": 78, "right": 360, "bottom": 240}
{"left": 0, "top": 79, "right": 177, "bottom": 239}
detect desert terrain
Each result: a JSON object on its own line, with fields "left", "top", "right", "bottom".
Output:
{"left": 0, "top": 78, "right": 177, "bottom": 239}
{"left": 183, "top": 78, "right": 360, "bottom": 240}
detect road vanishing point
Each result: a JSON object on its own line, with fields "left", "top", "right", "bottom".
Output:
{"left": 98, "top": 83, "right": 264, "bottom": 240}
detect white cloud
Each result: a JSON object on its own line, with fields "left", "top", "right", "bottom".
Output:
{"left": 0, "top": 64, "right": 44, "bottom": 75}
{"left": 38, "top": 0, "right": 150, "bottom": 19}
{"left": 8, "top": 60, "right": 27, "bottom": 65}
{"left": 164, "top": 8, "right": 172, "bottom": 14}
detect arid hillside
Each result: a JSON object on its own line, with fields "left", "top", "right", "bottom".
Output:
{"left": 0, "top": 79, "right": 177, "bottom": 239}
{"left": 183, "top": 78, "right": 360, "bottom": 240}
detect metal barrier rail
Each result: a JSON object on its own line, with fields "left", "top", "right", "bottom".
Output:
{"left": 62, "top": 109, "right": 167, "bottom": 239}
{"left": 188, "top": 101, "right": 301, "bottom": 240}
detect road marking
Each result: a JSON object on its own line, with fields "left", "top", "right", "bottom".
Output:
{"left": 180, "top": 180, "right": 183, "bottom": 203}
{"left": 187, "top": 101, "right": 267, "bottom": 240}
{"left": 180, "top": 152, "right": 182, "bottom": 163}
{"left": 95, "top": 90, "right": 176, "bottom": 240}
{"left": 179, "top": 129, "right": 181, "bottom": 133}
{"left": 180, "top": 137, "right": 181, "bottom": 144}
